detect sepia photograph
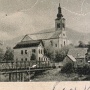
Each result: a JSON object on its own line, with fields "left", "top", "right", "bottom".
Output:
{"left": 0, "top": 0, "right": 90, "bottom": 83}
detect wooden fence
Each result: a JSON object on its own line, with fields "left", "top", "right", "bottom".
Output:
{"left": 0, "top": 60, "right": 54, "bottom": 82}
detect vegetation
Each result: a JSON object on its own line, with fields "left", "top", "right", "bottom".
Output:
{"left": 76, "top": 64, "right": 90, "bottom": 75}
{"left": 31, "top": 53, "right": 36, "bottom": 60}
{"left": 0, "top": 48, "right": 4, "bottom": 62}
{"left": 61, "top": 63, "right": 74, "bottom": 73}
{"left": 78, "top": 41, "right": 85, "bottom": 47}
{"left": 44, "top": 46, "right": 69, "bottom": 62}
{"left": 4, "top": 47, "right": 14, "bottom": 62}
{"left": 44, "top": 47, "right": 55, "bottom": 61}
{"left": 55, "top": 47, "right": 69, "bottom": 62}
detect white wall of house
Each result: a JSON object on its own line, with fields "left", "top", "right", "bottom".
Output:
{"left": 63, "top": 56, "right": 77, "bottom": 68}
{"left": 14, "top": 43, "right": 44, "bottom": 61}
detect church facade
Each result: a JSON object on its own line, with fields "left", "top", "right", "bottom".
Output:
{"left": 13, "top": 3, "right": 67, "bottom": 61}
{"left": 21, "top": 3, "right": 67, "bottom": 49}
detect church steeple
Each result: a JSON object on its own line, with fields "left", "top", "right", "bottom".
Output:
{"left": 57, "top": 3, "right": 63, "bottom": 19}
{"left": 55, "top": 3, "right": 65, "bottom": 31}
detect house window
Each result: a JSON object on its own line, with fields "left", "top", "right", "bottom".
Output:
{"left": 39, "top": 49, "right": 40, "bottom": 54}
{"left": 32, "top": 49, "right": 36, "bottom": 53}
{"left": 21, "top": 58, "right": 23, "bottom": 61}
{"left": 25, "top": 58, "right": 27, "bottom": 61}
{"left": 63, "top": 34, "right": 65, "bottom": 36}
{"left": 16, "top": 58, "right": 18, "bottom": 61}
{"left": 21, "top": 50, "right": 23, "bottom": 55}
{"left": 55, "top": 44, "right": 57, "bottom": 47}
{"left": 64, "top": 41, "right": 65, "bottom": 46}
{"left": 25, "top": 50, "right": 27, "bottom": 54}
{"left": 50, "top": 40, "right": 53, "bottom": 46}
{"left": 41, "top": 49, "right": 42, "bottom": 54}
{"left": 39, "top": 57, "right": 40, "bottom": 61}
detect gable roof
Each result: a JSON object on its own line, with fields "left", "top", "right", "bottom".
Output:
{"left": 68, "top": 48, "right": 87, "bottom": 58}
{"left": 21, "top": 29, "right": 62, "bottom": 41}
{"left": 67, "top": 55, "right": 76, "bottom": 62}
{"left": 13, "top": 40, "right": 43, "bottom": 49}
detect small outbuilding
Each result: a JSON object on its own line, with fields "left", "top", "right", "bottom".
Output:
{"left": 63, "top": 55, "right": 77, "bottom": 68}
{"left": 68, "top": 47, "right": 87, "bottom": 66}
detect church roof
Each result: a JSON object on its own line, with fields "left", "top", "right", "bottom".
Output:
{"left": 13, "top": 40, "right": 43, "bottom": 49}
{"left": 22, "top": 29, "right": 62, "bottom": 41}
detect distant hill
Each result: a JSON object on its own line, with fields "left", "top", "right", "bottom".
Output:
{"left": 3, "top": 35, "right": 24, "bottom": 49}
{"left": 3, "top": 27, "right": 89, "bottom": 48}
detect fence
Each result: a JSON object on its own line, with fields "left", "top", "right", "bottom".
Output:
{"left": 0, "top": 60, "right": 53, "bottom": 82}
{"left": 0, "top": 60, "right": 51, "bottom": 70}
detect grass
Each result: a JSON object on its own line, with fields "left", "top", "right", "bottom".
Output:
{"left": 32, "top": 68, "right": 88, "bottom": 81}
{"left": 0, "top": 68, "right": 89, "bottom": 82}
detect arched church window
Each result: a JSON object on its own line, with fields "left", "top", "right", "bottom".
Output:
{"left": 63, "top": 34, "right": 65, "bottom": 36}
{"left": 64, "top": 41, "right": 65, "bottom": 46}
{"left": 50, "top": 40, "right": 53, "bottom": 46}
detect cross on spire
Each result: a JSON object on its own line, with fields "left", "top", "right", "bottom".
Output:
{"left": 57, "top": 3, "right": 63, "bottom": 19}
{"left": 59, "top": 3, "right": 60, "bottom": 7}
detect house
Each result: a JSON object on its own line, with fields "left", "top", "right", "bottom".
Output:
{"left": 21, "top": 3, "right": 67, "bottom": 51}
{"left": 68, "top": 47, "right": 87, "bottom": 66}
{"left": 13, "top": 40, "right": 46, "bottom": 61}
{"left": 85, "top": 49, "right": 90, "bottom": 63}
{"left": 63, "top": 55, "right": 77, "bottom": 68}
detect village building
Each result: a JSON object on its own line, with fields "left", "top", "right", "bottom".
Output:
{"left": 68, "top": 47, "right": 87, "bottom": 66}
{"left": 63, "top": 55, "right": 77, "bottom": 68}
{"left": 13, "top": 3, "right": 68, "bottom": 61}
{"left": 13, "top": 40, "right": 48, "bottom": 61}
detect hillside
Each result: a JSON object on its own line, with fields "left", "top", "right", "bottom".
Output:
{"left": 2, "top": 27, "right": 89, "bottom": 48}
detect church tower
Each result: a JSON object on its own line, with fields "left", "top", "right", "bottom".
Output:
{"left": 55, "top": 3, "right": 65, "bottom": 31}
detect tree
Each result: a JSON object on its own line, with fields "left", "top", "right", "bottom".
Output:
{"left": 44, "top": 46, "right": 69, "bottom": 62}
{"left": 78, "top": 41, "right": 85, "bottom": 47}
{"left": 61, "top": 62, "right": 74, "bottom": 73}
{"left": 31, "top": 53, "right": 36, "bottom": 60}
{"left": 85, "top": 42, "right": 90, "bottom": 62}
{"left": 4, "top": 47, "right": 14, "bottom": 62}
{"left": 0, "top": 48, "right": 4, "bottom": 62}
{"left": 44, "top": 47, "right": 55, "bottom": 61}
{"left": 55, "top": 47, "right": 69, "bottom": 62}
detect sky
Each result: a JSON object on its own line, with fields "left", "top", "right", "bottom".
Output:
{"left": 0, "top": 0, "right": 90, "bottom": 40}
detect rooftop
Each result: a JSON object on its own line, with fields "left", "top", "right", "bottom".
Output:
{"left": 67, "top": 55, "right": 76, "bottom": 62}
{"left": 13, "top": 40, "right": 43, "bottom": 49}
{"left": 21, "top": 28, "right": 62, "bottom": 41}
{"left": 68, "top": 47, "right": 87, "bottom": 58}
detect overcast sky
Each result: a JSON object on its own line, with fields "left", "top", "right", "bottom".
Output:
{"left": 0, "top": 0, "right": 90, "bottom": 40}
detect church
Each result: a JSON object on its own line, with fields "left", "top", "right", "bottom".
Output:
{"left": 13, "top": 3, "right": 67, "bottom": 61}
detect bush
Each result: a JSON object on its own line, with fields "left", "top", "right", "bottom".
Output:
{"left": 31, "top": 54, "right": 36, "bottom": 60}
{"left": 61, "top": 63, "right": 74, "bottom": 73}
{"left": 44, "top": 46, "right": 69, "bottom": 62}
{"left": 76, "top": 64, "right": 90, "bottom": 75}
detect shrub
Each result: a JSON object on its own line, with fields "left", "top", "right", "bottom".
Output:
{"left": 61, "top": 63, "right": 74, "bottom": 73}
{"left": 31, "top": 54, "right": 36, "bottom": 60}
{"left": 76, "top": 64, "right": 90, "bottom": 75}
